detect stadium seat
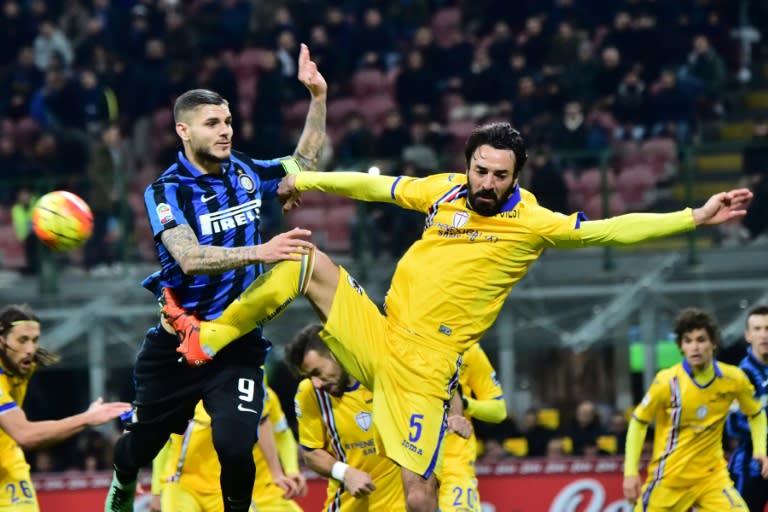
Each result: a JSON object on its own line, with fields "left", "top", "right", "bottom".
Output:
{"left": 503, "top": 437, "right": 529, "bottom": 457}
{"left": 0, "top": 206, "right": 10, "bottom": 224}
{"left": 325, "top": 204, "right": 355, "bottom": 252}
{"left": 13, "top": 117, "right": 40, "bottom": 149}
{"left": 358, "top": 94, "right": 396, "bottom": 128}
{"left": 577, "top": 167, "right": 615, "bottom": 198}
{"left": 236, "top": 47, "right": 270, "bottom": 79}
{"left": 583, "top": 192, "right": 626, "bottom": 219}
{"left": 327, "top": 97, "right": 360, "bottom": 127}
{"left": 537, "top": 408, "right": 560, "bottom": 430}
{"left": 296, "top": 191, "right": 327, "bottom": 208}
{"left": 0, "top": 225, "right": 25, "bottom": 270}
{"left": 641, "top": 137, "right": 677, "bottom": 162}
{"left": 597, "top": 435, "right": 618, "bottom": 454}
{"left": 615, "top": 164, "right": 656, "bottom": 210}
{"left": 351, "top": 69, "right": 388, "bottom": 98}
{"left": 431, "top": 7, "right": 461, "bottom": 46}
{"left": 283, "top": 100, "right": 311, "bottom": 128}
{"left": 446, "top": 120, "right": 477, "bottom": 144}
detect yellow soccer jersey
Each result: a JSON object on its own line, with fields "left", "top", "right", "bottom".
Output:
{"left": 295, "top": 379, "right": 405, "bottom": 511}
{"left": 296, "top": 171, "right": 695, "bottom": 354}
{"left": 0, "top": 364, "right": 36, "bottom": 508}
{"left": 442, "top": 344, "right": 504, "bottom": 475}
{"left": 633, "top": 361, "right": 762, "bottom": 488}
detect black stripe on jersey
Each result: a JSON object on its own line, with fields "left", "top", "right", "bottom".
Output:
{"left": 176, "top": 182, "right": 196, "bottom": 291}
{"left": 151, "top": 182, "right": 173, "bottom": 235}
{"left": 222, "top": 170, "right": 249, "bottom": 310}
{"left": 196, "top": 178, "right": 226, "bottom": 308}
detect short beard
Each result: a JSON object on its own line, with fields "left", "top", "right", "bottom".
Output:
{"left": 467, "top": 190, "right": 502, "bottom": 216}
{"left": 327, "top": 372, "right": 353, "bottom": 397}
{"left": 193, "top": 146, "right": 228, "bottom": 167}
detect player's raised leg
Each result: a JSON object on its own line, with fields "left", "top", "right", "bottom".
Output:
{"left": 164, "top": 249, "right": 316, "bottom": 366}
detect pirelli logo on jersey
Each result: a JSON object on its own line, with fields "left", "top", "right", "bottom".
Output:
{"left": 199, "top": 198, "right": 261, "bottom": 235}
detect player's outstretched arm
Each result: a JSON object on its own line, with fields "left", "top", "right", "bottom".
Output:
{"left": 259, "top": 419, "right": 301, "bottom": 499}
{"left": 161, "top": 224, "right": 314, "bottom": 274}
{"left": 278, "top": 172, "right": 398, "bottom": 212}
{"left": 622, "top": 417, "right": 648, "bottom": 504}
{"left": 293, "top": 44, "right": 327, "bottom": 171}
{"left": 0, "top": 397, "right": 131, "bottom": 450}
{"left": 302, "top": 448, "right": 376, "bottom": 498}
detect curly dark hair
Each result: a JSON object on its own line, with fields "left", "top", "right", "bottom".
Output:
{"left": 673, "top": 308, "right": 720, "bottom": 348}
{"left": 284, "top": 324, "right": 328, "bottom": 376}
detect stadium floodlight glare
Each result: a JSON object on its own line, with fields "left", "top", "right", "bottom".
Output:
{"left": 368, "top": 166, "right": 380, "bottom": 175}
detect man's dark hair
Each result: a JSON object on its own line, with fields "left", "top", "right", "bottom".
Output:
{"left": 173, "top": 89, "right": 228, "bottom": 122}
{"left": 673, "top": 308, "right": 721, "bottom": 348}
{"left": 285, "top": 324, "right": 329, "bottom": 376}
{"left": 464, "top": 122, "right": 528, "bottom": 179}
{"left": 747, "top": 304, "right": 768, "bottom": 325}
{"left": 0, "top": 304, "right": 60, "bottom": 370}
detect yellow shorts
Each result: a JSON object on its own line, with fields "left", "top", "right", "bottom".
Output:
{"left": 319, "top": 267, "right": 462, "bottom": 478}
{"left": 438, "top": 471, "right": 481, "bottom": 512}
{"left": 0, "top": 472, "right": 38, "bottom": 511}
{"left": 252, "top": 493, "right": 303, "bottom": 512}
{"left": 637, "top": 473, "right": 747, "bottom": 511}
{"left": 162, "top": 482, "right": 223, "bottom": 512}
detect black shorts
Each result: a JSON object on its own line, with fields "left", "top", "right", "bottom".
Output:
{"left": 128, "top": 324, "right": 270, "bottom": 436}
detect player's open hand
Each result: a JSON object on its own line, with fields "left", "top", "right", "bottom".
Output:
{"left": 692, "top": 188, "right": 753, "bottom": 226}
{"left": 274, "top": 474, "right": 301, "bottom": 499}
{"left": 622, "top": 475, "right": 642, "bottom": 504}
{"left": 256, "top": 228, "right": 314, "bottom": 264}
{"left": 447, "top": 415, "right": 473, "bottom": 439}
{"left": 343, "top": 467, "right": 376, "bottom": 498}
{"left": 754, "top": 454, "right": 768, "bottom": 479}
{"left": 84, "top": 397, "right": 133, "bottom": 426}
{"left": 298, "top": 44, "right": 327, "bottom": 99}
{"left": 277, "top": 175, "right": 300, "bottom": 212}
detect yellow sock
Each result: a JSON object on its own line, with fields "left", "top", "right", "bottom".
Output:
{"left": 200, "top": 251, "right": 315, "bottom": 355}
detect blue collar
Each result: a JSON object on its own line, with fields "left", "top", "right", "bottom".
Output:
{"left": 499, "top": 185, "right": 522, "bottom": 213}
{"left": 178, "top": 150, "right": 230, "bottom": 177}
{"left": 345, "top": 380, "right": 360, "bottom": 392}
{"left": 682, "top": 359, "right": 722, "bottom": 388}
{"left": 747, "top": 347, "right": 768, "bottom": 369}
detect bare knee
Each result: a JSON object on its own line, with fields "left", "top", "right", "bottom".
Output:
{"left": 402, "top": 470, "right": 437, "bottom": 512}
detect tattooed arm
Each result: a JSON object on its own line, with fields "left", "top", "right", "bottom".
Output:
{"left": 293, "top": 44, "right": 327, "bottom": 170}
{"left": 160, "top": 225, "right": 314, "bottom": 275}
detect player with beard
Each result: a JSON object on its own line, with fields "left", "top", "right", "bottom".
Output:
{"left": 105, "top": 44, "right": 327, "bottom": 512}
{"left": 163, "top": 122, "right": 754, "bottom": 511}
{"left": 0, "top": 304, "right": 131, "bottom": 511}
{"left": 286, "top": 324, "right": 406, "bottom": 511}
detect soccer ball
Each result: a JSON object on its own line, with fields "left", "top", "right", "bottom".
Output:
{"left": 32, "top": 191, "right": 94, "bottom": 251}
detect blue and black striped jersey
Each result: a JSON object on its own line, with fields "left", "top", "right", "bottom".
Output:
{"left": 726, "top": 348, "right": 768, "bottom": 483}
{"left": 142, "top": 149, "right": 290, "bottom": 320}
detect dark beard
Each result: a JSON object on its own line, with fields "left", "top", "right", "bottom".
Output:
{"left": 327, "top": 372, "right": 353, "bottom": 397}
{"left": 467, "top": 189, "right": 502, "bottom": 216}
{"left": 193, "top": 147, "right": 228, "bottom": 167}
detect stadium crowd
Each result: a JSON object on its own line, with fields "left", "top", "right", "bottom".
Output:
{"left": 1, "top": 0, "right": 764, "bottom": 273}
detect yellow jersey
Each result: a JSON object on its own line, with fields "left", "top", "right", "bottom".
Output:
{"left": 162, "top": 387, "right": 296, "bottom": 504}
{"left": 442, "top": 344, "right": 504, "bottom": 475}
{"left": 296, "top": 171, "right": 695, "bottom": 354}
{"left": 632, "top": 361, "right": 762, "bottom": 488}
{"left": 0, "top": 363, "right": 35, "bottom": 508}
{"left": 295, "top": 379, "right": 404, "bottom": 511}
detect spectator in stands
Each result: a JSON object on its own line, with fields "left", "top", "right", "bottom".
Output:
{"left": 567, "top": 400, "right": 605, "bottom": 456}
{"left": 84, "top": 123, "right": 131, "bottom": 275}
{"left": 593, "top": 46, "right": 625, "bottom": 104}
{"left": 613, "top": 70, "right": 648, "bottom": 141}
{"left": 161, "top": 10, "right": 199, "bottom": 65}
{"left": 11, "top": 188, "right": 38, "bottom": 275}
{"left": 356, "top": 7, "right": 396, "bottom": 69}
{"left": 0, "top": 136, "right": 24, "bottom": 203}
{"left": 1, "top": 46, "right": 43, "bottom": 120}
{"left": 33, "top": 18, "right": 74, "bottom": 71}
{"left": 607, "top": 411, "right": 628, "bottom": 455}
{"left": 336, "top": 112, "right": 376, "bottom": 167}
{"left": 307, "top": 25, "right": 343, "bottom": 96}
{"left": 395, "top": 50, "right": 437, "bottom": 121}
{"left": 0, "top": 1, "right": 35, "bottom": 67}
{"left": 487, "top": 21, "right": 515, "bottom": 68}
{"left": 545, "top": 20, "right": 585, "bottom": 73}
{"left": 30, "top": 67, "right": 85, "bottom": 131}
{"left": 196, "top": 53, "right": 238, "bottom": 116}
{"left": 512, "top": 76, "right": 544, "bottom": 134}
{"left": 563, "top": 41, "right": 598, "bottom": 105}
{"left": 377, "top": 111, "right": 412, "bottom": 161}
{"left": 681, "top": 34, "right": 727, "bottom": 117}
{"left": 80, "top": 69, "right": 115, "bottom": 137}
{"left": 741, "top": 119, "right": 768, "bottom": 241}
{"left": 649, "top": 70, "right": 694, "bottom": 143}
{"left": 527, "top": 151, "right": 568, "bottom": 213}
{"left": 462, "top": 46, "right": 501, "bottom": 106}
{"left": 522, "top": 408, "right": 556, "bottom": 457}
